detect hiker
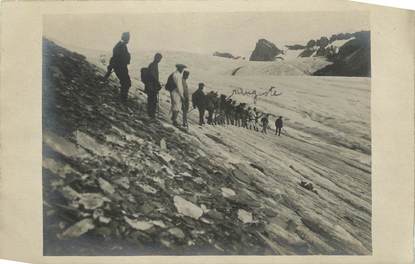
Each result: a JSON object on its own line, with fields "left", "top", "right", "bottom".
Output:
{"left": 248, "top": 107, "right": 256, "bottom": 130}
{"left": 169, "top": 64, "right": 187, "bottom": 126}
{"left": 235, "top": 103, "right": 244, "bottom": 127}
{"left": 242, "top": 104, "right": 249, "bottom": 129}
{"left": 253, "top": 107, "right": 260, "bottom": 131}
{"left": 182, "top": 70, "right": 190, "bottom": 127}
{"left": 230, "top": 101, "right": 237, "bottom": 125}
{"left": 107, "top": 32, "right": 131, "bottom": 103}
{"left": 218, "top": 94, "right": 227, "bottom": 125}
{"left": 192, "top": 82, "right": 207, "bottom": 126}
{"left": 212, "top": 92, "right": 220, "bottom": 125}
{"left": 224, "top": 98, "right": 233, "bottom": 125}
{"left": 144, "top": 53, "right": 163, "bottom": 119}
{"left": 206, "top": 91, "right": 216, "bottom": 125}
{"left": 275, "top": 116, "right": 283, "bottom": 136}
{"left": 261, "top": 114, "right": 269, "bottom": 134}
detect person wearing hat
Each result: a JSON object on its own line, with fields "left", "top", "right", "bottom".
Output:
{"left": 192, "top": 82, "right": 207, "bottom": 126}
{"left": 106, "top": 32, "right": 131, "bottom": 103}
{"left": 170, "top": 64, "right": 186, "bottom": 126}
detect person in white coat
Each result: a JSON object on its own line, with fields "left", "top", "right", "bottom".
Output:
{"left": 170, "top": 64, "right": 186, "bottom": 126}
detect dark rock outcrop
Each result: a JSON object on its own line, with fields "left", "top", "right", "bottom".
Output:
{"left": 285, "top": 44, "right": 306, "bottom": 50}
{"left": 314, "top": 31, "right": 370, "bottom": 77}
{"left": 287, "top": 31, "right": 370, "bottom": 77}
{"left": 249, "top": 39, "right": 283, "bottom": 61}
{"left": 298, "top": 48, "right": 315, "bottom": 58}
{"left": 213, "top": 51, "right": 240, "bottom": 60}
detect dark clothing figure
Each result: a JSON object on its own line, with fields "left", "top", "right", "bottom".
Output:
{"left": 235, "top": 104, "right": 245, "bottom": 127}
{"left": 110, "top": 40, "right": 131, "bottom": 103}
{"left": 275, "top": 117, "right": 283, "bottom": 136}
{"left": 261, "top": 116, "right": 269, "bottom": 134}
{"left": 192, "top": 87, "right": 206, "bottom": 126}
{"left": 224, "top": 99, "right": 233, "bottom": 125}
{"left": 182, "top": 71, "right": 190, "bottom": 127}
{"left": 254, "top": 111, "right": 261, "bottom": 131}
{"left": 205, "top": 92, "right": 217, "bottom": 125}
{"left": 217, "top": 95, "right": 227, "bottom": 125}
{"left": 242, "top": 108, "right": 249, "bottom": 129}
{"left": 145, "top": 61, "right": 162, "bottom": 118}
{"left": 230, "top": 102, "right": 237, "bottom": 125}
{"left": 182, "top": 99, "right": 189, "bottom": 127}
{"left": 114, "top": 67, "right": 131, "bottom": 103}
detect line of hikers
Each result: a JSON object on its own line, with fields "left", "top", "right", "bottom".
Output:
{"left": 103, "top": 32, "right": 284, "bottom": 136}
{"left": 192, "top": 84, "right": 284, "bottom": 135}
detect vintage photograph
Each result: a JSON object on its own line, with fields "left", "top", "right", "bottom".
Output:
{"left": 42, "top": 12, "right": 371, "bottom": 255}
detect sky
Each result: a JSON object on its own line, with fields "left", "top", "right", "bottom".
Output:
{"left": 44, "top": 12, "right": 369, "bottom": 57}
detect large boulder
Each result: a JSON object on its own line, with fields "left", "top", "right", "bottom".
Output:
{"left": 249, "top": 39, "right": 283, "bottom": 61}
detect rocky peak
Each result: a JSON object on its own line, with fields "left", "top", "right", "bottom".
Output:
{"left": 249, "top": 39, "right": 283, "bottom": 61}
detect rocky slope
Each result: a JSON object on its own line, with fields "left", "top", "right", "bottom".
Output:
{"left": 42, "top": 38, "right": 371, "bottom": 256}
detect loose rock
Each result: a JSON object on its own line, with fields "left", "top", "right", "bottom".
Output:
{"left": 124, "top": 217, "right": 154, "bottom": 231}
{"left": 173, "top": 196, "right": 203, "bottom": 220}
{"left": 59, "top": 218, "right": 95, "bottom": 239}
{"left": 238, "top": 209, "right": 253, "bottom": 224}
{"left": 221, "top": 187, "right": 236, "bottom": 198}
{"left": 98, "top": 178, "right": 115, "bottom": 194}
{"left": 168, "top": 227, "right": 185, "bottom": 239}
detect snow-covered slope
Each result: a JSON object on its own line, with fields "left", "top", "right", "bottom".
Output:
{"left": 63, "top": 40, "right": 332, "bottom": 78}
{"left": 42, "top": 39, "right": 371, "bottom": 255}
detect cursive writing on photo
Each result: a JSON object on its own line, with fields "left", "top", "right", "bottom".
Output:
{"left": 227, "top": 86, "right": 282, "bottom": 104}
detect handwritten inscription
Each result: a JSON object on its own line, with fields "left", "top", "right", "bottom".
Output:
{"left": 227, "top": 86, "right": 282, "bottom": 104}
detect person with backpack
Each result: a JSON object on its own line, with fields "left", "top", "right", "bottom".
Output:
{"left": 192, "top": 83, "right": 207, "bottom": 126}
{"left": 165, "top": 64, "right": 187, "bottom": 127}
{"left": 107, "top": 32, "right": 131, "bottom": 104}
{"left": 142, "top": 53, "right": 162, "bottom": 119}
{"left": 182, "top": 70, "right": 190, "bottom": 128}
{"left": 261, "top": 114, "right": 269, "bottom": 134}
{"left": 275, "top": 116, "right": 283, "bottom": 136}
